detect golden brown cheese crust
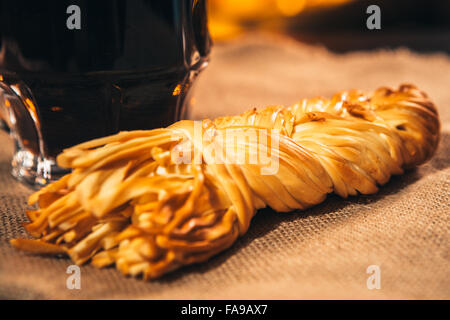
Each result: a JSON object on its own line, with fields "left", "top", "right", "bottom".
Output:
{"left": 11, "top": 84, "right": 440, "bottom": 280}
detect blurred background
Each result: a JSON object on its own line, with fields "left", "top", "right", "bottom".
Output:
{"left": 190, "top": 0, "right": 450, "bottom": 122}
{"left": 208, "top": 0, "right": 450, "bottom": 53}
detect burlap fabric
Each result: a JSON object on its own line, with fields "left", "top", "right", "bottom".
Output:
{"left": 0, "top": 33, "right": 448, "bottom": 299}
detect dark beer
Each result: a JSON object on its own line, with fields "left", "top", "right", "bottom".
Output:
{"left": 0, "top": 0, "right": 210, "bottom": 160}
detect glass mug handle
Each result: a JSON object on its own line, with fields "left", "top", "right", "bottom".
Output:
{"left": 0, "top": 77, "right": 64, "bottom": 187}
{"left": 192, "top": 0, "right": 212, "bottom": 60}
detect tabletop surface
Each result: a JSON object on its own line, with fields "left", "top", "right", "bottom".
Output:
{"left": 0, "top": 33, "right": 449, "bottom": 299}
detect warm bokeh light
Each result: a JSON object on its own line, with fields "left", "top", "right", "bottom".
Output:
{"left": 276, "top": 0, "right": 307, "bottom": 17}
{"left": 208, "top": 0, "right": 354, "bottom": 40}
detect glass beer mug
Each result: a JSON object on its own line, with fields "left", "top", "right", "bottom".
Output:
{"left": 0, "top": 0, "right": 211, "bottom": 187}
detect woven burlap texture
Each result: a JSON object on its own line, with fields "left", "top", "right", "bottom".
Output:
{"left": 0, "top": 33, "right": 449, "bottom": 299}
